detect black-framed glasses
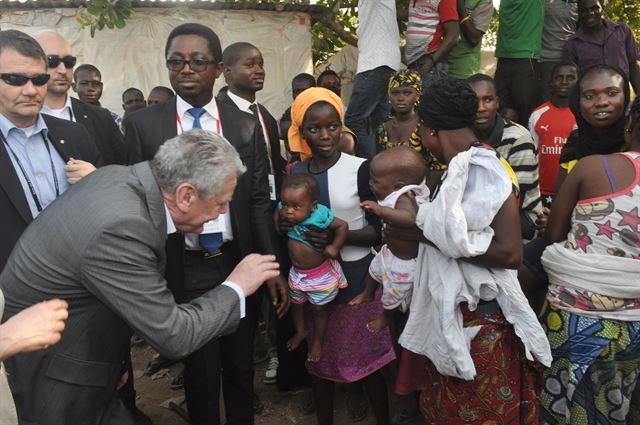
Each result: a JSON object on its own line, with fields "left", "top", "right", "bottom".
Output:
{"left": 0, "top": 73, "right": 50, "bottom": 87}
{"left": 166, "top": 59, "right": 215, "bottom": 72}
{"left": 47, "top": 55, "right": 77, "bottom": 69}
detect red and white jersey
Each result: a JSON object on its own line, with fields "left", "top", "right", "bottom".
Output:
{"left": 529, "top": 101, "right": 577, "bottom": 196}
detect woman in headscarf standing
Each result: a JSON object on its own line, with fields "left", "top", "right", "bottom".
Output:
{"left": 554, "top": 64, "right": 630, "bottom": 193}
{"left": 538, "top": 87, "right": 640, "bottom": 425}
{"left": 376, "top": 69, "right": 446, "bottom": 175}
{"left": 285, "top": 87, "right": 395, "bottom": 425}
{"left": 395, "top": 79, "right": 549, "bottom": 424}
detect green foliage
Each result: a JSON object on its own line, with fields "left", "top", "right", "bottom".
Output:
{"left": 606, "top": 1, "right": 640, "bottom": 41}
{"left": 311, "top": 3, "right": 357, "bottom": 65}
{"left": 78, "top": 0, "right": 640, "bottom": 65}
{"left": 76, "top": 0, "right": 132, "bottom": 37}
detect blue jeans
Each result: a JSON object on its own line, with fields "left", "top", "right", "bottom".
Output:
{"left": 345, "top": 66, "right": 394, "bottom": 159}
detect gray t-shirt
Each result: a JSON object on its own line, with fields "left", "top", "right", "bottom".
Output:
{"left": 540, "top": 0, "right": 578, "bottom": 62}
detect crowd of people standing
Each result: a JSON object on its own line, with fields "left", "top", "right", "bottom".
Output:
{"left": 0, "top": 0, "right": 639, "bottom": 424}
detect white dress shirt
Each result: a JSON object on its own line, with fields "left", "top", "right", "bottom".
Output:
{"left": 164, "top": 204, "right": 245, "bottom": 318}
{"left": 175, "top": 95, "right": 234, "bottom": 248}
{"left": 40, "top": 95, "right": 75, "bottom": 122}
{"left": 0, "top": 113, "right": 69, "bottom": 218}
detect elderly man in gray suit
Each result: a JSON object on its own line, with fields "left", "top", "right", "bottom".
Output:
{"left": 0, "top": 129, "right": 280, "bottom": 425}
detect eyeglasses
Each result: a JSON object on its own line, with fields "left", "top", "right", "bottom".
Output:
{"left": 47, "top": 55, "right": 77, "bottom": 69}
{"left": 0, "top": 73, "right": 51, "bottom": 87}
{"left": 166, "top": 59, "right": 215, "bottom": 72}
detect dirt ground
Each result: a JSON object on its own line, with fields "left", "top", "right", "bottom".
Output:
{"left": 130, "top": 345, "right": 418, "bottom": 425}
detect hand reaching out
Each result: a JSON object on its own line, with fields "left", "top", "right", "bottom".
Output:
{"left": 360, "top": 200, "right": 381, "bottom": 216}
{"left": 226, "top": 254, "right": 280, "bottom": 298}
{"left": 0, "top": 298, "right": 68, "bottom": 361}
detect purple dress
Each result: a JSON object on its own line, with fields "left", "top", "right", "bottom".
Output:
{"left": 292, "top": 154, "right": 396, "bottom": 382}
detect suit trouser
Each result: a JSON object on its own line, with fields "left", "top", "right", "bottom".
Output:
{"left": 494, "top": 58, "right": 542, "bottom": 127}
{"left": 180, "top": 247, "right": 261, "bottom": 425}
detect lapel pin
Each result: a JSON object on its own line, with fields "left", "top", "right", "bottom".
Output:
{"left": 60, "top": 139, "right": 65, "bottom": 144}
{"left": 83, "top": 115, "right": 88, "bottom": 119}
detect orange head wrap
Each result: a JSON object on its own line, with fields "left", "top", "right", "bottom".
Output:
{"left": 287, "top": 87, "right": 344, "bottom": 161}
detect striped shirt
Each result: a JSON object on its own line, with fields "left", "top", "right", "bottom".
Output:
{"left": 405, "top": 0, "right": 458, "bottom": 66}
{"left": 489, "top": 117, "right": 543, "bottom": 221}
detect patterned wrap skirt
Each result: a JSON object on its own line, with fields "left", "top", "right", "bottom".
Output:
{"left": 396, "top": 304, "right": 543, "bottom": 424}
{"left": 540, "top": 300, "right": 640, "bottom": 425}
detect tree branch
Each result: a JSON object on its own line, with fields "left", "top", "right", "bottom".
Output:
{"left": 317, "top": 13, "right": 358, "bottom": 46}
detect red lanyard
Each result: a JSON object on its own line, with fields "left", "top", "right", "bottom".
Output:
{"left": 255, "top": 107, "right": 274, "bottom": 173}
{"left": 176, "top": 111, "right": 221, "bottom": 135}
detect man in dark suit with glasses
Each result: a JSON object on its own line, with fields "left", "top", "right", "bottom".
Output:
{"left": 124, "top": 22, "right": 289, "bottom": 425}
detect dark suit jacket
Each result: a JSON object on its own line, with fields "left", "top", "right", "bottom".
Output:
{"left": 0, "top": 114, "right": 101, "bottom": 272}
{"left": 71, "top": 97, "right": 127, "bottom": 165}
{"left": 216, "top": 91, "right": 286, "bottom": 194}
{"left": 1, "top": 162, "right": 241, "bottom": 425}
{"left": 124, "top": 97, "right": 279, "bottom": 296}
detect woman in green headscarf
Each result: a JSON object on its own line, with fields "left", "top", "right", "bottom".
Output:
{"left": 375, "top": 69, "right": 446, "bottom": 172}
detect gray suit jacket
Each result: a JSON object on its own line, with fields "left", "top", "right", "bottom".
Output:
{"left": 0, "top": 162, "right": 241, "bottom": 425}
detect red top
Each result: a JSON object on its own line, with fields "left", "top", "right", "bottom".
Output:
{"left": 529, "top": 101, "right": 577, "bottom": 195}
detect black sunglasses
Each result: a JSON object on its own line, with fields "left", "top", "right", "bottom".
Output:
{"left": 0, "top": 73, "right": 51, "bottom": 87}
{"left": 166, "top": 59, "right": 215, "bottom": 72}
{"left": 47, "top": 55, "right": 77, "bottom": 69}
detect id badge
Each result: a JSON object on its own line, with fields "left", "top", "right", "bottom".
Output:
{"left": 268, "top": 174, "right": 276, "bottom": 201}
{"left": 202, "top": 214, "right": 225, "bottom": 234}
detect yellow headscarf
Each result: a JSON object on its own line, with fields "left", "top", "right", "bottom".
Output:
{"left": 288, "top": 87, "right": 344, "bottom": 161}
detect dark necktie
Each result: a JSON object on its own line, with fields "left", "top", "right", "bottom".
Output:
{"left": 249, "top": 104, "right": 272, "bottom": 172}
{"left": 188, "top": 107, "right": 223, "bottom": 253}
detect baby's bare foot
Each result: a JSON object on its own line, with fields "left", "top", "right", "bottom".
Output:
{"left": 287, "top": 331, "right": 307, "bottom": 352}
{"left": 349, "top": 291, "right": 373, "bottom": 306}
{"left": 366, "top": 315, "right": 390, "bottom": 333}
{"left": 307, "top": 336, "right": 323, "bottom": 362}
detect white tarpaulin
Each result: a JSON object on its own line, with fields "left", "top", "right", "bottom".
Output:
{"left": 0, "top": 7, "right": 313, "bottom": 118}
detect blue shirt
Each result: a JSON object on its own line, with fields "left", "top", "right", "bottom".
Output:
{"left": 0, "top": 113, "right": 69, "bottom": 218}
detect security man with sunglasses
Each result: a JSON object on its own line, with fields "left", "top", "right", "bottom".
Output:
{"left": 34, "top": 31, "right": 127, "bottom": 166}
{"left": 0, "top": 30, "right": 101, "bottom": 272}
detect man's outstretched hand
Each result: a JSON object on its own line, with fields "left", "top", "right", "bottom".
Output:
{"left": 227, "top": 254, "right": 280, "bottom": 298}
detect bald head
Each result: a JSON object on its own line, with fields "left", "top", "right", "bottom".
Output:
{"left": 34, "top": 31, "right": 75, "bottom": 99}
{"left": 371, "top": 147, "right": 426, "bottom": 186}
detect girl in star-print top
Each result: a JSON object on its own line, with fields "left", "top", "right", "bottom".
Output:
{"left": 538, "top": 93, "right": 640, "bottom": 425}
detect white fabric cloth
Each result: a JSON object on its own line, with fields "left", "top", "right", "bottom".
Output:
{"left": 542, "top": 242, "right": 640, "bottom": 320}
{"left": 399, "top": 146, "right": 552, "bottom": 380}
{"left": 356, "top": 0, "right": 402, "bottom": 73}
{"left": 0, "top": 291, "right": 18, "bottom": 425}
{"left": 369, "top": 245, "right": 415, "bottom": 312}
{"left": 378, "top": 181, "right": 430, "bottom": 209}
{"left": 371, "top": 182, "right": 429, "bottom": 311}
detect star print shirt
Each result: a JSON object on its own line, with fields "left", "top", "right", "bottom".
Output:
{"left": 547, "top": 152, "right": 640, "bottom": 313}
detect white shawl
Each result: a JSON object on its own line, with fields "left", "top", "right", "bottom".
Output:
{"left": 399, "top": 147, "right": 552, "bottom": 380}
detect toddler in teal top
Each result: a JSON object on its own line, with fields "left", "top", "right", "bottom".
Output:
{"left": 277, "top": 173, "right": 348, "bottom": 362}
